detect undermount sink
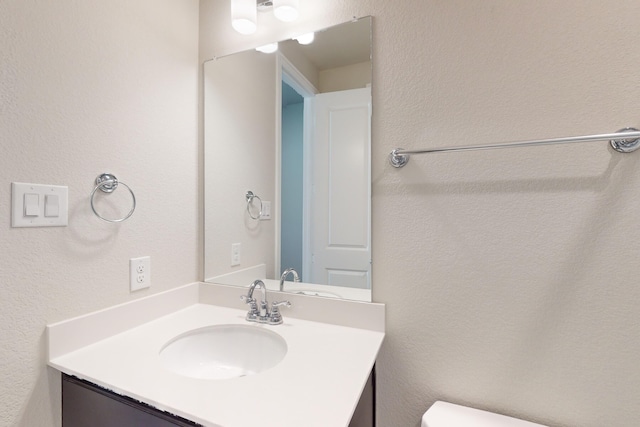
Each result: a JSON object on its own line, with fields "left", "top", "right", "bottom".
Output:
{"left": 159, "top": 324, "right": 287, "bottom": 380}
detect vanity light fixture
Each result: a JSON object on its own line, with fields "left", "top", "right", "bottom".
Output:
{"left": 255, "top": 42, "right": 278, "bottom": 53}
{"left": 231, "top": 0, "right": 257, "bottom": 35}
{"left": 272, "top": 0, "right": 299, "bottom": 22}
{"left": 294, "top": 32, "right": 314, "bottom": 45}
{"left": 231, "top": 0, "right": 300, "bottom": 35}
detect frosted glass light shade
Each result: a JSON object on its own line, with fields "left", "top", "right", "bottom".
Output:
{"left": 256, "top": 42, "right": 278, "bottom": 53}
{"left": 231, "top": 0, "right": 257, "bottom": 34}
{"left": 295, "top": 32, "right": 314, "bottom": 45}
{"left": 273, "top": 0, "right": 299, "bottom": 22}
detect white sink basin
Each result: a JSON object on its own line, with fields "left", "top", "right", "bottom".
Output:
{"left": 159, "top": 324, "right": 287, "bottom": 380}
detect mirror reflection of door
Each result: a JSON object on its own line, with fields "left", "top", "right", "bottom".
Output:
{"left": 280, "top": 77, "right": 371, "bottom": 289}
{"left": 310, "top": 87, "right": 371, "bottom": 289}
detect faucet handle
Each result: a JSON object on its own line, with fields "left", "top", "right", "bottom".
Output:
{"left": 240, "top": 295, "right": 259, "bottom": 321}
{"left": 268, "top": 301, "right": 291, "bottom": 325}
{"left": 272, "top": 300, "right": 292, "bottom": 308}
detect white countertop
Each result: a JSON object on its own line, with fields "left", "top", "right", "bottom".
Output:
{"left": 47, "top": 282, "right": 385, "bottom": 427}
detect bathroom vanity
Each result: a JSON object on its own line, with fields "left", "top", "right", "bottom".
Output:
{"left": 62, "top": 370, "right": 375, "bottom": 427}
{"left": 48, "top": 282, "right": 384, "bottom": 427}
{"left": 62, "top": 374, "right": 199, "bottom": 426}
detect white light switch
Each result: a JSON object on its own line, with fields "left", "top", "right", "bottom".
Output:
{"left": 24, "top": 194, "right": 39, "bottom": 216}
{"left": 45, "top": 194, "right": 60, "bottom": 217}
{"left": 11, "top": 182, "right": 68, "bottom": 227}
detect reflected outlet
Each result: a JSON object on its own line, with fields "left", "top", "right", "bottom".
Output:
{"left": 130, "top": 256, "right": 150, "bottom": 291}
{"left": 231, "top": 243, "right": 241, "bottom": 267}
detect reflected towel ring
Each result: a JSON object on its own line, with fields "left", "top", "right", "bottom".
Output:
{"left": 246, "top": 190, "right": 263, "bottom": 220}
{"left": 90, "top": 173, "right": 136, "bottom": 223}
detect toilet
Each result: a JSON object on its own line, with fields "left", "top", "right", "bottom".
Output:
{"left": 422, "top": 401, "right": 547, "bottom": 427}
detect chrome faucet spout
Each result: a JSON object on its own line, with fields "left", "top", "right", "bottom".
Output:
{"left": 279, "top": 268, "right": 300, "bottom": 292}
{"left": 247, "top": 279, "right": 268, "bottom": 317}
{"left": 248, "top": 279, "right": 267, "bottom": 301}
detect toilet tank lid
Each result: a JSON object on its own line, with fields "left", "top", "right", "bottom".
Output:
{"left": 422, "top": 401, "right": 547, "bottom": 427}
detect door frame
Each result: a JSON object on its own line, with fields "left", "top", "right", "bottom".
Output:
{"left": 275, "top": 53, "right": 317, "bottom": 279}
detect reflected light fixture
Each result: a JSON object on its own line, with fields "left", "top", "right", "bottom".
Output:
{"left": 255, "top": 42, "right": 279, "bottom": 53}
{"left": 231, "top": 0, "right": 300, "bottom": 35}
{"left": 294, "top": 32, "right": 314, "bottom": 45}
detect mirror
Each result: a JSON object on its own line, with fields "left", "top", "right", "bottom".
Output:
{"left": 204, "top": 17, "right": 372, "bottom": 302}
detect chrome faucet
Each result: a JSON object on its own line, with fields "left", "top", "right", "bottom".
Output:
{"left": 279, "top": 268, "right": 300, "bottom": 292}
{"left": 249, "top": 279, "right": 269, "bottom": 317}
{"left": 241, "top": 279, "right": 291, "bottom": 325}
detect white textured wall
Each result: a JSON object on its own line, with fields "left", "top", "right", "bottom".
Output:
{"left": 201, "top": 1, "right": 640, "bottom": 427}
{"left": 0, "top": 1, "right": 199, "bottom": 426}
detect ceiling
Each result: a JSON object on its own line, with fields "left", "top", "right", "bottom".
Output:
{"left": 280, "top": 18, "right": 371, "bottom": 71}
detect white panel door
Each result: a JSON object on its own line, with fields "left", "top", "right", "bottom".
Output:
{"left": 310, "top": 87, "right": 371, "bottom": 288}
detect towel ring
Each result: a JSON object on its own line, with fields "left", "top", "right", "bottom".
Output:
{"left": 245, "top": 190, "right": 263, "bottom": 220}
{"left": 90, "top": 173, "right": 136, "bottom": 223}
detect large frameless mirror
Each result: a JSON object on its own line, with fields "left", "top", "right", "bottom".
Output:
{"left": 204, "top": 17, "right": 372, "bottom": 302}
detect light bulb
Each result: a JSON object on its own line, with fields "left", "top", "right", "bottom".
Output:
{"left": 273, "top": 0, "right": 299, "bottom": 22}
{"left": 295, "top": 32, "right": 314, "bottom": 45}
{"left": 231, "top": 0, "right": 257, "bottom": 35}
{"left": 256, "top": 42, "right": 279, "bottom": 53}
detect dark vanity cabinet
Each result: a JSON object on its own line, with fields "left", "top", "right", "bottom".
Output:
{"left": 63, "top": 370, "right": 375, "bottom": 427}
{"left": 62, "top": 374, "right": 200, "bottom": 427}
{"left": 349, "top": 369, "right": 375, "bottom": 427}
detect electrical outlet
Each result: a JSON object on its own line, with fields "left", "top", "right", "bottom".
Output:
{"left": 231, "top": 243, "right": 241, "bottom": 266}
{"left": 130, "top": 256, "right": 150, "bottom": 291}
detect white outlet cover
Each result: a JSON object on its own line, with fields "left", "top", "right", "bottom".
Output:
{"left": 130, "top": 256, "right": 150, "bottom": 291}
{"left": 231, "top": 243, "right": 241, "bottom": 267}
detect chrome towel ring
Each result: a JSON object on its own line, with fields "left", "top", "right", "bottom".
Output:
{"left": 246, "top": 190, "right": 263, "bottom": 220}
{"left": 90, "top": 173, "right": 136, "bottom": 223}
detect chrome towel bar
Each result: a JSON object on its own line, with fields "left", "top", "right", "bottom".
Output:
{"left": 389, "top": 127, "right": 640, "bottom": 168}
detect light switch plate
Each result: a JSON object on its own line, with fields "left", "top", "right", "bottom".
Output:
{"left": 260, "top": 201, "right": 271, "bottom": 220}
{"left": 11, "top": 182, "right": 69, "bottom": 227}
